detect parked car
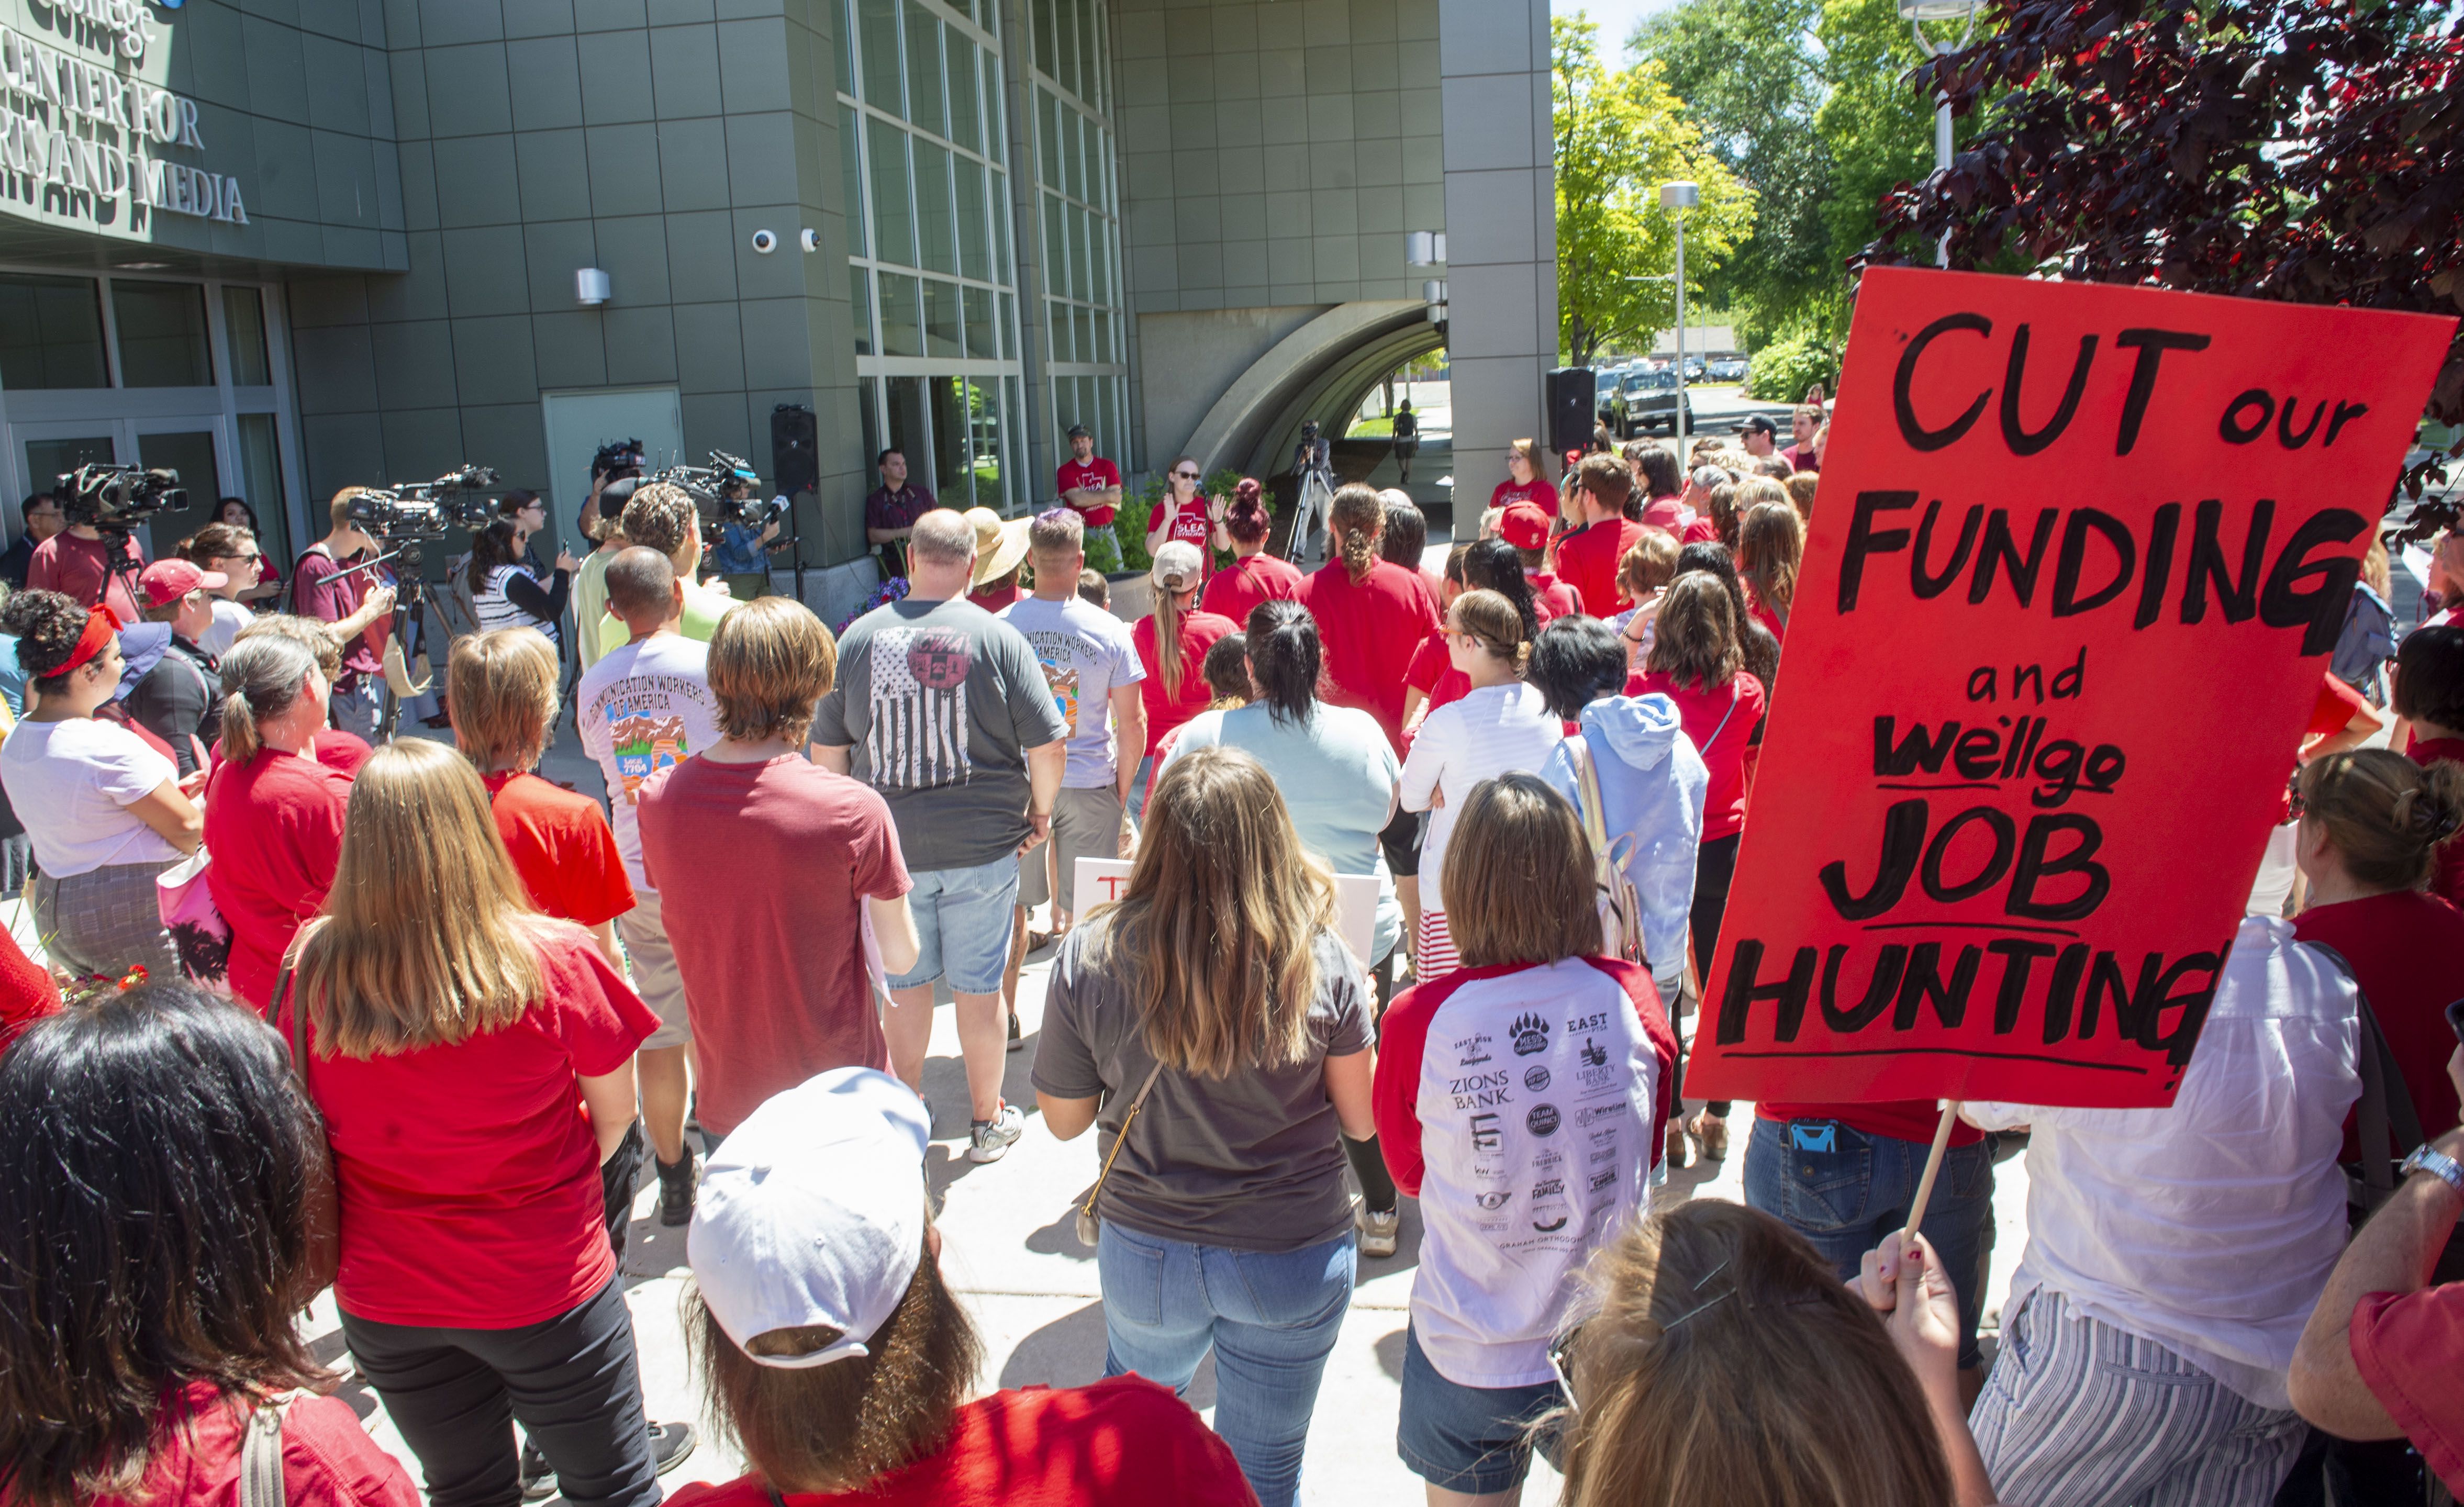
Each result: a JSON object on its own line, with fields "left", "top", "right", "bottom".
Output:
{"left": 1707, "top": 355, "right": 1748, "bottom": 382}
{"left": 1607, "top": 367, "right": 1694, "bottom": 438}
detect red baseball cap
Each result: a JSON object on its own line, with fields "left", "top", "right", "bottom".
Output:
{"left": 137, "top": 558, "right": 227, "bottom": 609}
{"left": 1499, "top": 500, "right": 1553, "bottom": 552}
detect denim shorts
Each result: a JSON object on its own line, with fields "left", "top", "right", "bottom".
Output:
{"left": 1397, "top": 1323, "right": 1565, "bottom": 1495}
{"left": 1742, "top": 1115, "right": 1997, "bottom": 1370}
{"left": 887, "top": 855, "right": 1021, "bottom": 996}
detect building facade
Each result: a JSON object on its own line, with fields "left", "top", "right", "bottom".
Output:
{"left": 0, "top": 0, "right": 1549, "bottom": 590}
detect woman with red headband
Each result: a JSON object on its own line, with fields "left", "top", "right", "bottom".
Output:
{"left": 0, "top": 590, "right": 200, "bottom": 982}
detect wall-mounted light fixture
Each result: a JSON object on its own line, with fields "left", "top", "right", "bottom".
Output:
{"left": 575, "top": 268, "right": 611, "bottom": 306}
{"left": 1405, "top": 231, "right": 1447, "bottom": 267}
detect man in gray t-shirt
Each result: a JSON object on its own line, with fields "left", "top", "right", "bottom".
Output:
{"left": 814, "top": 510, "right": 1066, "bottom": 1164}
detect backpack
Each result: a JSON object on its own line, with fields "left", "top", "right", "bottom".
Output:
{"left": 2331, "top": 583, "right": 2394, "bottom": 697}
{"left": 1564, "top": 734, "right": 1647, "bottom": 969}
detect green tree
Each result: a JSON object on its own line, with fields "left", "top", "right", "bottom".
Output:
{"left": 1554, "top": 17, "right": 1755, "bottom": 368}
{"left": 1815, "top": 0, "right": 1960, "bottom": 305}
{"left": 1631, "top": 0, "right": 1835, "bottom": 341}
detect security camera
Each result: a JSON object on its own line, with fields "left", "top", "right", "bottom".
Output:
{"left": 750, "top": 229, "right": 778, "bottom": 254}
{"left": 799, "top": 228, "right": 820, "bottom": 253}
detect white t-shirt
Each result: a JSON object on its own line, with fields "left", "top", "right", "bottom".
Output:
{"left": 1401, "top": 680, "right": 1565, "bottom": 911}
{"left": 575, "top": 632, "right": 724, "bottom": 891}
{"left": 997, "top": 594, "right": 1144, "bottom": 789}
{"left": 198, "top": 598, "right": 253, "bottom": 659}
{"left": 0, "top": 716, "right": 184, "bottom": 876}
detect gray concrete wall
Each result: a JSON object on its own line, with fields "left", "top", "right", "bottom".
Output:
{"left": 1132, "top": 301, "right": 1322, "bottom": 466}
{"left": 279, "top": 0, "right": 875, "bottom": 563}
{"left": 0, "top": 0, "right": 406, "bottom": 270}
{"left": 1434, "top": 0, "right": 1549, "bottom": 476}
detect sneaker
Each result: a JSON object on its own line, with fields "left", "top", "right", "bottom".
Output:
{"left": 967, "top": 1103, "right": 1025, "bottom": 1163}
{"left": 518, "top": 1441, "right": 556, "bottom": 1503}
{"left": 646, "top": 1420, "right": 696, "bottom": 1476}
{"left": 1356, "top": 1207, "right": 1400, "bottom": 1259}
{"left": 1007, "top": 1010, "right": 1023, "bottom": 1052}
{"left": 656, "top": 1151, "right": 698, "bottom": 1227}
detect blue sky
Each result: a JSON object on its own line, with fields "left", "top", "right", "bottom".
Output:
{"left": 1553, "top": 0, "right": 1680, "bottom": 60}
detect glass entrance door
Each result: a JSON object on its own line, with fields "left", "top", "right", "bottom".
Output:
{"left": 132, "top": 423, "right": 224, "bottom": 561}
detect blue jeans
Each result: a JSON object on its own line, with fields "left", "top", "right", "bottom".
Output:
{"left": 1097, "top": 1221, "right": 1355, "bottom": 1507}
{"left": 1743, "top": 1115, "right": 1997, "bottom": 1370}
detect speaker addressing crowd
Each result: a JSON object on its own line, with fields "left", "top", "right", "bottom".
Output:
{"left": 8, "top": 272, "right": 2464, "bottom": 1507}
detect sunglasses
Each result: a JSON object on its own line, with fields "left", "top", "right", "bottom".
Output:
{"left": 1173, "top": 470, "right": 1199, "bottom": 480}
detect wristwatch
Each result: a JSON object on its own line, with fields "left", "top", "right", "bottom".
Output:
{"left": 2400, "top": 1143, "right": 2464, "bottom": 1198}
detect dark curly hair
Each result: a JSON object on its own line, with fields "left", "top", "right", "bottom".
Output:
{"left": 2, "top": 587, "right": 98, "bottom": 688}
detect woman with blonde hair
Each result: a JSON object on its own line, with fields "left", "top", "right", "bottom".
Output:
{"left": 1552, "top": 1202, "right": 1992, "bottom": 1507}
{"left": 1490, "top": 438, "right": 1558, "bottom": 519}
{"left": 1785, "top": 469, "right": 1819, "bottom": 519}
{"left": 1034, "top": 745, "right": 1377, "bottom": 1507}
{"left": 281, "top": 737, "right": 690, "bottom": 1507}
{"left": 450, "top": 627, "right": 633, "bottom": 968}
{"left": 1399, "top": 588, "right": 1563, "bottom": 981}
{"left": 1131, "top": 540, "right": 1239, "bottom": 812}
{"left": 1736, "top": 499, "right": 1802, "bottom": 642}
{"left": 1373, "top": 774, "right": 1675, "bottom": 1505}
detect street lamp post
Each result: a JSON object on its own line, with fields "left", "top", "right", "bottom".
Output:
{"left": 1658, "top": 181, "right": 1700, "bottom": 461}
{"left": 1898, "top": 0, "right": 1979, "bottom": 268}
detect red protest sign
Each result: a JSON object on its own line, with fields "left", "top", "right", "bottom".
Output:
{"left": 1689, "top": 267, "right": 2455, "bottom": 1110}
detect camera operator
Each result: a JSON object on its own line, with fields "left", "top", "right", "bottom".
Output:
{"left": 595, "top": 483, "right": 739, "bottom": 658}
{"left": 291, "top": 488, "right": 399, "bottom": 741}
{"left": 578, "top": 441, "right": 644, "bottom": 546}
{"left": 27, "top": 492, "right": 145, "bottom": 627}
{"left": 709, "top": 481, "right": 784, "bottom": 602}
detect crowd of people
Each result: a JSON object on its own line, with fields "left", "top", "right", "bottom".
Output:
{"left": 0, "top": 404, "right": 2461, "bottom": 1507}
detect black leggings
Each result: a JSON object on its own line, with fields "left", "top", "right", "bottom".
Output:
{"left": 1678, "top": 832, "right": 1742, "bottom": 1117}
{"left": 341, "top": 1276, "right": 660, "bottom": 1507}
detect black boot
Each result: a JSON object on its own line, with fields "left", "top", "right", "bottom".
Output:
{"left": 656, "top": 1151, "right": 697, "bottom": 1227}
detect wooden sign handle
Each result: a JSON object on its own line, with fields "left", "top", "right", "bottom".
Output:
{"left": 1902, "top": 1100, "right": 1964, "bottom": 1242}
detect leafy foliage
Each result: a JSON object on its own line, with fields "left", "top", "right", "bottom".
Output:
{"left": 1743, "top": 325, "right": 1845, "bottom": 400}
{"left": 1116, "top": 465, "right": 1247, "bottom": 574}
{"left": 1554, "top": 17, "right": 1756, "bottom": 368}
{"left": 1865, "top": 0, "right": 2464, "bottom": 528}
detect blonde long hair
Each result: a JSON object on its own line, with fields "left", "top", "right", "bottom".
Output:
{"left": 292, "top": 739, "right": 551, "bottom": 1057}
{"left": 1089, "top": 746, "right": 1336, "bottom": 1077}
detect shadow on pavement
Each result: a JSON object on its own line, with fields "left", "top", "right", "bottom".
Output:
{"left": 997, "top": 1299, "right": 1218, "bottom": 1410}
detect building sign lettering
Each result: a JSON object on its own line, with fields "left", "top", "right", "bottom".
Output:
{"left": 26, "top": 0, "right": 153, "bottom": 63}
{"left": 0, "top": 22, "right": 244, "bottom": 230}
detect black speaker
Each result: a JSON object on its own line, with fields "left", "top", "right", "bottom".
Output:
{"left": 1547, "top": 368, "right": 1598, "bottom": 456}
{"left": 771, "top": 404, "right": 819, "bottom": 496}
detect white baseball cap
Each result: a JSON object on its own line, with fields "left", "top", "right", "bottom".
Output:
{"left": 687, "top": 1067, "right": 932, "bottom": 1369}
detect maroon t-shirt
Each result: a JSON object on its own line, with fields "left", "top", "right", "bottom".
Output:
{"left": 27, "top": 530, "right": 143, "bottom": 625}
{"left": 1296, "top": 557, "right": 1443, "bottom": 755}
{"left": 2411, "top": 736, "right": 2464, "bottom": 909}
{"left": 291, "top": 545, "right": 389, "bottom": 686}
{"left": 635, "top": 753, "right": 912, "bottom": 1137}
{"left": 864, "top": 484, "right": 938, "bottom": 534}
{"left": 2295, "top": 888, "right": 2464, "bottom": 1157}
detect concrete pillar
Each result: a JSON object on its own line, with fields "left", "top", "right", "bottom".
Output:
{"left": 1436, "top": 0, "right": 1554, "bottom": 495}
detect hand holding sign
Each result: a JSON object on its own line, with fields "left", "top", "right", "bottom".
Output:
{"left": 1690, "top": 268, "right": 2456, "bottom": 1110}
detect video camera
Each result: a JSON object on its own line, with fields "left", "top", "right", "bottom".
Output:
{"left": 59, "top": 464, "right": 186, "bottom": 531}
{"left": 344, "top": 465, "right": 502, "bottom": 540}
{"left": 646, "top": 451, "right": 790, "bottom": 537}
{"left": 593, "top": 438, "right": 648, "bottom": 486}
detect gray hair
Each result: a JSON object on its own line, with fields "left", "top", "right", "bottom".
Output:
{"left": 1690, "top": 465, "right": 1731, "bottom": 492}
{"left": 218, "top": 631, "right": 320, "bottom": 763}
{"left": 909, "top": 507, "right": 975, "bottom": 568}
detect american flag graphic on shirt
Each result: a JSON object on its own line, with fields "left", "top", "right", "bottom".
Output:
{"left": 867, "top": 626, "right": 974, "bottom": 788}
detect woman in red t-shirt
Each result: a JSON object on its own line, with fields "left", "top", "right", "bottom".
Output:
{"left": 2394, "top": 625, "right": 2464, "bottom": 907}
{"left": 1736, "top": 499, "right": 1801, "bottom": 645}
{"left": 1198, "top": 477, "right": 1300, "bottom": 627}
{"left": 284, "top": 739, "right": 688, "bottom": 1504}
{"left": 1143, "top": 455, "right": 1219, "bottom": 577}
{"left": 1132, "top": 542, "right": 1237, "bottom": 808}
{"left": 1626, "top": 573, "right": 1766, "bottom": 1164}
{"left": 0, "top": 980, "right": 419, "bottom": 1507}
{"left": 1488, "top": 437, "right": 1559, "bottom": 522}
{"left": 203, "top": 631, "right": 351, "bottom": 1010}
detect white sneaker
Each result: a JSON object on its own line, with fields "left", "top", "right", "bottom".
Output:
{"left": 1357, "top": 1207, "right": 1400, "bottom": 1259}
{"left": 968, "top": 1103, "right": 1025, "bottom": 1163}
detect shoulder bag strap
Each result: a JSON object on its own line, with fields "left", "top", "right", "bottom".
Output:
{"left": 239, "top": 1392, "right": 294, "bottom": 1507}
{"left": 2306, "top": 940, "right": 2423, "bottom": 1209}
{"left": 1696, "top": 686, "right": 1744, "bottom": 756}
{"left": 265, "top": 964, "right": 309, "bottom": 1088}
{"left": 1079, "top": 1060, "right": 1167, "bottom": 1221}
{"left": 1566, "top": 734, "right": 1614, "bottom": 859}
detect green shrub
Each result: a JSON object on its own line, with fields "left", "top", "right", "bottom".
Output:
{"left": 1744, "top": 328, "right": 1844, "bottom": 404}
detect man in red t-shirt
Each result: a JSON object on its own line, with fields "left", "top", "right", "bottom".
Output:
{"left": 27, "top": 512, "right": 145, "bottom": 626}
{"left": 289, "top": 489, "right": 398, "bottom": 742}
{"left": 2289, "top": 1068, "right": 2464, "bottom": 1498}
{"left": 1554, "top": 453, "right": 1649, "bottom": 618}
{"left": 637, "top": 599, "right": 918, "bottom": 1142}
{"left": 671, "top": 1067, "right": 1258, "bottom": 1507}
{"left": 1055, "top": 424, "right": 1124, "bottom": 574}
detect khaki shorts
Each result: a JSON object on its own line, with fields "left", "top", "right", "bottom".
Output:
{"left": 1018, "top": 784, "right": 1127, "bottom": 917}
{"left": 616, "top": 884, "right": 691, "bottom": 1049}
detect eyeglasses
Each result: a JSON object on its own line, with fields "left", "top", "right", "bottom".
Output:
{"left": 228, "top": 552, "right": 262, "bottom": 564}
{"left": 1173, "top": 470, "right": 1200, "bottom": 480}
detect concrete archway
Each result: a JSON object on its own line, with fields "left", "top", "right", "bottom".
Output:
{"left": 1179, "top": 300, "right": 1445, "bottom": 481}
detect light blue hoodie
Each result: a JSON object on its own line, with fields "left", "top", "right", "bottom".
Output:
{"left": 1541, "top": 693, "right": 1708, "bottom": 999}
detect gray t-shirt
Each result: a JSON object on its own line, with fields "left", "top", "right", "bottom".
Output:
{"left": 812, "top": 595, "right": 1069, "bottom": 872}
{"left": 1031, "top": 918, "right": 1372, "bottom": 1252}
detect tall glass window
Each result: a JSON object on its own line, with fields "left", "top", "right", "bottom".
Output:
{"left": 1027, "top": 0, "right": 1127, "bottom": 472}
{"left": 839, "top": 0, "right": 1025, "bottom": 510}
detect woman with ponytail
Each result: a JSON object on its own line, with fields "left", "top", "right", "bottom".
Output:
{"left": 0, "top": 589, "right": 199, "bottom": 980}
{"left": 1200, "top": 477, "right": 1301, "bottom": 627}
{"left": 1131, "top": 541, "right": 1239, "bottom": 813}
{"left": 203, "top": 629, "right": 353, "bottom": 1008}
{"left": 1296, "top": 483, "right": 1442, "bottom": 756}
{"left": 1398, "top": 588, "right": 1562, "bottom": 981}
